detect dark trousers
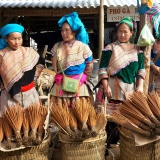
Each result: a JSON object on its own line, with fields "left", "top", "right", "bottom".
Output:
{"left": 105, "top": 122, "right": 119, "bottom": 155}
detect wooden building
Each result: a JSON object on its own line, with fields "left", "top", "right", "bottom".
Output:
{"left": 0, "top": 0, "right": 143, "bottom": 58}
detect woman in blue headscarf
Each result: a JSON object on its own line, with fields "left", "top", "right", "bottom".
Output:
{"left": 0, "top": 23, "right": 45, "bottom": 148}
{"left": 50, "top": 12, "right": 93, "bottom": 97}
{"left": 50, "top": 12, "right": 94, "bottom": 137}
{"left": 0, "top": 23, "right": 45, "bottom": 109}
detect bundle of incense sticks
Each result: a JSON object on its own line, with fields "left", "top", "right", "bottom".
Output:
{"left": 130, "top": 91, "right": 160, "bottom": 127}
{"left": 3, "top": 105, "right": 23, "bottom": 147}
{"left": 28, "top": 103, "right": 41, "bottom": 144}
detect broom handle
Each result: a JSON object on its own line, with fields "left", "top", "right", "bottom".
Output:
{"left": 51, "top": 117, "right": 69, "bottom": 135}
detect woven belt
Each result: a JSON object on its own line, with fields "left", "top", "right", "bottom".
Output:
{"left": 21, "top": 81, "right": 34, "bottom": 92}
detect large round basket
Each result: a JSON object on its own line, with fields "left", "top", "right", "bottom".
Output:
{"left": 119, "top": 127, "right": 160, "bottom": 160}
{"left": 59, "top": 130, "right": 107, "bottom": 160}
{"left": 0, "top": 134, "right": 50, "bottom": 160}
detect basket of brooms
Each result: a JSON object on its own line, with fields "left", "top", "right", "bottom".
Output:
{"left": 50, "top": 97, "right": 107, "bottom": 160}
{"left": 0, "top": 103, "right": 50, "bottom": 160}
{"left": 108, "top": 91, "right": 160, "bottom": 160}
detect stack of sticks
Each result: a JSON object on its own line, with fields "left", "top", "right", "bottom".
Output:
{"left": 3, "top": 104, "right": 24, "bottom": 147}
{"left": 1, "top": 103, "right": 48, "bottom": 150}
{"left": 50, "top": 97, "right": 106, "bottom": 140}
{"left": 110, "top": 91, "right": 160, "bottom": 137}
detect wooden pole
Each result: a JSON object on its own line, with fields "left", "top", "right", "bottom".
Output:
{"left": 139, "top": 14, "right": 152, "bottom": 94}
{"left": 98, "top": 0, "right": 104, "bottom": 60}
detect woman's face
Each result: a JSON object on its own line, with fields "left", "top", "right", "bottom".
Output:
{"left": 117, "top": 23, "right": 133, "bottom": 43}
{"left": 61, "top": 22, "right": 76, "bottom": 42}
{"left": 5, "top": 32, "right": 23, "bottom": 50}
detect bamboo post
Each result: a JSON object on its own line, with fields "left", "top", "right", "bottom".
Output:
{"left": 98, "top": 0, "right": 104, "bottom": 60}
{"left": 139, "top": 14, "right": 152, "bottom": 94}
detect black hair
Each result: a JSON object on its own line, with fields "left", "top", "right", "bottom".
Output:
{"left": 5, "top": 32, "right": 23, "bottom": 39}
{"left": 117, "top": 23, "right": 133, "bottom": 32}
{"left": 60, "top": 21, "right": 77, "bottom": 35}
{"left": 5, "top": 34, "right": 10, "bottom": 38}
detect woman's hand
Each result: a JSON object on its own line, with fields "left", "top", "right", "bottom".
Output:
{"left": 104, "top": 86, "right": 112, "bottom": 98}
{"left": 101, "top": 79, "right": 112, "bottom": 98}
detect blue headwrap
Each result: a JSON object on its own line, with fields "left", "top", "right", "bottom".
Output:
{"left": 58, "top": 12, "right": 89, "bottom": 45}
{"left": 0, "top": 24, "right": 24, "bottom": 49}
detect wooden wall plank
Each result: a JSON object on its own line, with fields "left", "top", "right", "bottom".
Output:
{"left": 3, "top": 8, "right": 99, "bottom": 17}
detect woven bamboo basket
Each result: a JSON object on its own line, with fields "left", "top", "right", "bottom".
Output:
{"left": 0, "top": 134, "right": 51, "bottom": 160}
{"left": 119, "top": 127, "right": 160, "bottom": 160}
{"left": 59, "top": 130, "right": 107, "bottom": 160}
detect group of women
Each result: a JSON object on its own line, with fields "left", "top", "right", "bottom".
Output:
{"left": 1, "top": 11, "right": 159, "bottom": 153}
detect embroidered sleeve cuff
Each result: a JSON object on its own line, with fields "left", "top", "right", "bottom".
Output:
{"left": 85, "top": 55, "right": 93, "bottom": 63}
{"left": 137, "top": 69, "right": 145, "bottom": 79}
{"left": 136, "top": 75, "right": 144, "bottom": 79}
{"left": 98, "top": 68, "right": 108, "bottom": 75}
